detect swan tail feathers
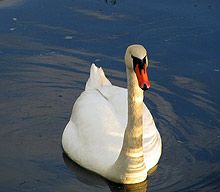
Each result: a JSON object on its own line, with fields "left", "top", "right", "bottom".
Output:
{"left": 85, "top": 64, "right": 111, "bottom": 91}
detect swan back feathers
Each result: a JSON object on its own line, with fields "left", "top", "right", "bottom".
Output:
{"left": 85, "top": 64, "right": 111, "bottom": 91}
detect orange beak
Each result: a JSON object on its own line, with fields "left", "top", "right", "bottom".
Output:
{"left": 134, "top": 64, "right": 150, "bottom": 90}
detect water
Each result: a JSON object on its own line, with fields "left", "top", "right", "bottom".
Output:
{"left": 0, "top": 0, "right": 219, "bottom": 191}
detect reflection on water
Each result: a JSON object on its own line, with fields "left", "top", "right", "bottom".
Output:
{"left": 173, "top": 75, "right": 219, "bottom": 119}
{"left": 0, "top": 0, "right": 27, "bottom": 8}
{"left": 63, "top": 153, "right": 148, "bottom": 192}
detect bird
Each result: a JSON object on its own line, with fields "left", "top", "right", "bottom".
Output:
{"left": 62, "top": 44, "right": 162, "bottom": 184}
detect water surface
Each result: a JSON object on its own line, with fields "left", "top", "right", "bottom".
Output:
{"left": 0, "top": 0, "right": 219, "bottom": 191}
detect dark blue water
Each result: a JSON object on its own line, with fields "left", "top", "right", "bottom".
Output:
{"left": 0, "top": 0, "right": 219, "bottom": 191}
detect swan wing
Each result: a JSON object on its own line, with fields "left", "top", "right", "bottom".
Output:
{"left": 62, "top": 64, "right": 127, "bottom": 174}
{"left": 143, "top": 105, "right": 162, "bottom": 170}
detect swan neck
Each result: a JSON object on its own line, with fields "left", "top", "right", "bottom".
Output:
{"left": 126, "top": 67, "right": 144, "bottom": 132}
{"left": 124, "top": 66, "right": 144, "bottom": 154}
{"left": 107, "top": 67, "right": 146, "bottom": 184}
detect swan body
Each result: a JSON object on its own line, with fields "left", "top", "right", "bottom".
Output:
{"left": 62, "top": 45, "right": 162, "bottom": 184}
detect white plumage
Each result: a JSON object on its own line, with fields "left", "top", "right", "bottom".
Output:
{"left": 62, "top": 45, "right": 162, "bottom": 184}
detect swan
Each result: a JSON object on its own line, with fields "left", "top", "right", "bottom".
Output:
{"left": 62, "top": 44, "right": 162, "bottom": 184}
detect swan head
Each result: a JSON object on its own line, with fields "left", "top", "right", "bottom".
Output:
{"left": 125, "top": 44, "right": 150, "bottom": 91}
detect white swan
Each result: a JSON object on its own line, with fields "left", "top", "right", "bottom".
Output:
{"left": 62, "top": 45, "right": 162, "bottom": 184}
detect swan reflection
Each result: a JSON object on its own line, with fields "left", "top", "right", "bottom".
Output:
{"left": 63, "top": 153, "right": 148, "bottom": 192}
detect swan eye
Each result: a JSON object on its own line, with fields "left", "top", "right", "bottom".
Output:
{"left": 131, "top": 55, "right": 146, "bottom": 71}
{"left": 143, "top": 56, "right": 146, "bottom": 65}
